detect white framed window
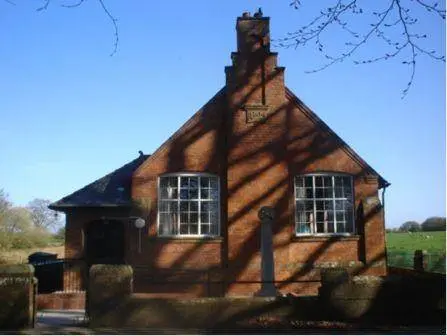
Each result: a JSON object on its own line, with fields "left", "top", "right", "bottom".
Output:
{"left": 295, "top": 174, "right": 354, "bottom": 235}
{"left": 158, "top": 173, "right": 220, "bottom": 237}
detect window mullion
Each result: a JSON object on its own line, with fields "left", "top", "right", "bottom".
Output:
{"left": 312, "top": 176, "right": 316, "bottom": 234}
{"left": 333, "top": 176, "right": 337, "bottom": 233}
{"left": 177, "top": 176, "right": 180, "bottom": 236}
{"left": 351, "top": 177, "right": 355, "bottom": 234}
{"left": 198, "top": 176, "right": 201, "bottom": 235}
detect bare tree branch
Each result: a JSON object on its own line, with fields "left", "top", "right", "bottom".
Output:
{"left": 36, "top": 0, "right": 50, "bottom": 11}
{"left": 35, "top": 0, "right": 119, "bottom": 56}
{"left": 61, "top": 0, "right": 86, "bottom": 8}
{"left": 279, "top": 0, "right": 445, "bottom": 97}
{"left": 97, "top": 0, "right": 119, "bottom": 56}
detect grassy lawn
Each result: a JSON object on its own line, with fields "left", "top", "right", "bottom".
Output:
{"left": 386, "top": 231, "right": 446, "bottom": 252}
{"left": 386, "top": 231, "right": 446, "bottom": 273}
{"left": 0, "top": 245, "right": 65, "bottom": 264}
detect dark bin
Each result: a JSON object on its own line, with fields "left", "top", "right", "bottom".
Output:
{"left": 28, "top": 252, "right": 58, "bottom": 264}
{"left": 28, "top": 252, "right": 63, "bottom": 293}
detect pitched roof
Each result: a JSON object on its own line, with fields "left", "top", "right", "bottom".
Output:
{"left": 286, "top": 88, "right": 390, "bottom": 188}
{"left": 49, "top": 154, "right": 149, "bottom": 210}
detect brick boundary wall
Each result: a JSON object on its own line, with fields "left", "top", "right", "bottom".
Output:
{"left": 88, "top": 264, "right": 445, "bottom": 329}
{"left": 36, "top": 292, "right": 86, "bottom": 310}
{"left": 0, "top": 264, "right": 36, "bottom": 329}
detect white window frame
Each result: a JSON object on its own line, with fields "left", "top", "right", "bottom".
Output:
{"left": 157, "top": 173, "right": 220, "bottom": 238}
{"left": 294, "top": 173, "right": 355, "bottom": 236}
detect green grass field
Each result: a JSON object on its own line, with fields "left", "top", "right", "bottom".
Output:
{"left": 386, "top": 231, "right": 446, "bottom": 252}
{"left": 386, "top": 231, "right": 446, "bottom": 273}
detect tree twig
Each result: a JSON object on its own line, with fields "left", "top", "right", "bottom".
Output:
{"left": 280, "top": 0, "right": 445, "bottom": 97}
{"left": 35, "top": 0, "right": 119, "bottom": 56}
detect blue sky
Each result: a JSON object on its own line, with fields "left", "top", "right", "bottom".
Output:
{"left": 0, "top": 1, "right": 445, "bottom": 228}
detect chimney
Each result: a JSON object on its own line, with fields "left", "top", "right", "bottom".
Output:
{"left": 236, "top": 10, "right": 270, "bottom": 54}
{"left": 226, "top": 10, "right": 282, "bottom": 109}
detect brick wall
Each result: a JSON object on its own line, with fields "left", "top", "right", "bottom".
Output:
{"left": 67, "top": 14, "right": 387, "bottom": 297}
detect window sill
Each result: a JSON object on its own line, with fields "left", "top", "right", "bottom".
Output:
{"left": 149, "top": 236, "right": 224, "bottom": 243}
{"left": 292, "top": 234, "right": 361, "bottom": 242}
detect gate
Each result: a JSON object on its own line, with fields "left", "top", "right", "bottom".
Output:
{"left": 31, "top": 258, "right": 87, "bottom": 310}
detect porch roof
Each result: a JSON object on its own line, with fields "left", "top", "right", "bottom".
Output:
{"left": 49, "top": 154, "right": 149, "bottom": 210}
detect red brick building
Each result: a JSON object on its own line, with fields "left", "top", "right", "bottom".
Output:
{"left": 50, "top": 12, "right": 390, "bottom": 297}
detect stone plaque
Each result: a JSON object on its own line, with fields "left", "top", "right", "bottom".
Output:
{"left": 244, "top": 105, "right": 269, "bottom": 123}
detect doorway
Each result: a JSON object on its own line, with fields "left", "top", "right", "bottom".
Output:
{"left": 84, "top": 219, "right": 125, "bottom": 265}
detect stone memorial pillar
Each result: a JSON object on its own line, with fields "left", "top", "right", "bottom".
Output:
{"left": 256, "top": 206, "right": 279, "bottom": 296}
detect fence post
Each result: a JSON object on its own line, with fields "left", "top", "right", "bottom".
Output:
{"left": 413, "top": 250, "right": 428, "bottom": 271}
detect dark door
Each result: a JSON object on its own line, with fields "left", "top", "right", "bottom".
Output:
{"left": 84, "top": 219, "right": 125, "bottom": 265}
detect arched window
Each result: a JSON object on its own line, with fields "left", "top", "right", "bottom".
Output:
{"left": 295, "top": 174, "right": 354, "bottom": 235}
{"left": 158, "top": 173, "right": 220, "bottom": 237}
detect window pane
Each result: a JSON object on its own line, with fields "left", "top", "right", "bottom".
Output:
{"left": 297, "top": 223, "right": 311, "bottom": 233}
{"left": 190, "top": 201, "right": 198, "bottom": 212}
{"left": 315, "top": 176, "right": 323, "bottom": 187}
{"left": 315, "top": 188, "right": 323, "bottom": 198}
{"left": 327, "top": 221, "right": 335, "bottom": 233}
{"left": 159, "top": 200, "right": 168, "bottom": 212}
{"left": 189, "top": 177, "right": 198, "bottom": 189}
{"left": 323, "top": 176, "right": 332, "bottom": 188}
{"left": 210, "top": 223, "right": 218, "bottom": 235}
{"left": 343, "top": 187, "right": 352, "bottom": 200}
{"left": 305, "top": 188, "right": 313, "bottom": 198}
{"left": 180, "top": 224, "right": 188, "bottom": 234}
{"left": 160, "top": 177, "right": 168, "bottom": 188}
{"left": 336, "top": 211, "right": 345, "bottom": 222}
{"left": 295, "top": 177, "right": 304, "bottom": 188}
{"left": 210, "top": 189, "right": 219, "bottom": 200}
{"left": 200, "top": 177, "right": 210, "bottom": 188}
{"left": 334, "top": 176, "right": 343, "bottom": 187}
{"left": 189, "top": 188, "right": 198, "bottom": 199}
{"left": 201, "top": 202, "right": 210, "bottom": 212}
{"left": 345, "top": 215, "right": 354, "bottom": 232}
{"left": 337, "top": 222, "right": 346, "bottom": 233}
{"left": 334, "top": 187, "right": 343, "bottom": 198}
{"left": 190, "top": 225, "right": 198, "bottom": 234}
{"left": 168, "top": 177, "right": 177, "bottom": 188}
{"left": 180, "top": 213, "right": 188, "bottom": 224}
{"left": 180, "top": 177, "right": 189, "bottom": 187}
{"left": 323, "top": 188, "right": 333, "bottom": 198}
{"left": 190, "top": 213, "right": 198, "bottom": 224}
{"left": 210, "top": 212, "right": 218, "bottom": 225}
{"left": 335, "top": 200, "right": 345, "bottom": 210}
{"left": 342, "top": 176, "right": 351, "bottom": 188}
{"left": 160, "top": 187, "right": 168, "bottom": 199}
{"left": 180, "top": 189, "right": 189, "bottom": 199}
{"left": 159, "top": 213, "right": 176, "bottom": 235}
{"left": 295, "top": 186, "right": 305, "bottom": 198}
{"left": 296, "top": 200, "right": 313, "bottom": 212}
{"left": 210, "top": 177, "right": 218, "bottom": 189}
{"left": 304, "top": 176, "right": 313, "bottom": 187}
{"left": 316, "top": 222, "right": 324, "bottom": 233}
{"left": 200, "top": 212, "right": 210, "bottom": 223}
{"left": 180, "top": 201, "right": 188, "bottom": 211}
{"left": 201, "top": 189, "right": 209, "bottom": 199}
{"left": 201, "top": 225, "right": 210, "bottom": 234}
{"left": 316, "top": 212, "right": 325, "bottom": 222}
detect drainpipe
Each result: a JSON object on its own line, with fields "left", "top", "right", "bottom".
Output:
{"left": 381, "top": 184, "right": 389, "bottom": 272}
